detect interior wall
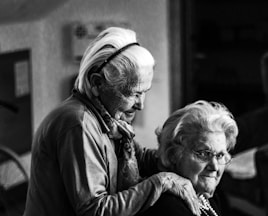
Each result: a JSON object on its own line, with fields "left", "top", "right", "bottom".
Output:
{"left": 41, "top": 0, "right": 170, "bottom": 149}
{"left": 0, "top": 0, "right": 173, "bottom": 186}
{"left": 0, "top": 21, "right": 49, "bottom": 186}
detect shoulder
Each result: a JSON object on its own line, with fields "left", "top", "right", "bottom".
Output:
{"left": 38, "top": 97, "right": 101, "bottom": 138}
{"left": 141, "top": 193, "right": 193, "bottom": 216}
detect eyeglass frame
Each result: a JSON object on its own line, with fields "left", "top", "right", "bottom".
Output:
{"left": 190, "top": 149, "right": 232, "bottom": 165}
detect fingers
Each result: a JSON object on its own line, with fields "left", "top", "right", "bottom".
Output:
{"left": 182, "top": 183, "right": 201, "bottom": 216}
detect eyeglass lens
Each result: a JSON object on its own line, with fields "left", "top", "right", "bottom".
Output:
{"left": 192, "top": 150, "right": 231, "bottom": 165}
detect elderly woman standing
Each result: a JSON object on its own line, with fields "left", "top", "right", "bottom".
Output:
{"left": 23, "top": 27, "right": 201, "bottom": 216}
{"left": 141, "top": 100, "right": 238, "bottom": 216}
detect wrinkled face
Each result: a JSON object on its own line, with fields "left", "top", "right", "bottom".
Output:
{"left": 100, "top": 65, "right": 153, "bottom": 123}
{"left": 175, "top": 132, "right": 227, "bottom": 198}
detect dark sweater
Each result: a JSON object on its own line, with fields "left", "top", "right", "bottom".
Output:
{"left": 139, "top": 192, "right": 221, "bottom": 216}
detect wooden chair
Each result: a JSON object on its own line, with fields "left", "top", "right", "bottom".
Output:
{"left": 0, "top": 145, "right": 29, "bottom": 216}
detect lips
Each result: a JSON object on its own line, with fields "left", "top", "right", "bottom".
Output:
{"left": 202, "top": 175, "right": 217, "bottom": 179}
{"left": 125, "top": 111, "right": 135, "bottom": 117}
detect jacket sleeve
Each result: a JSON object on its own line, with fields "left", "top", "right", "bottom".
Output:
{"left": 134, "top": 140, "right": 160, "bottom": 178}
{"left": 57, "top": 125, "right": 163, "bottom": 216}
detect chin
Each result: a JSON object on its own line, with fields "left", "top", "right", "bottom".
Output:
{"left": 204, "top": 190, "right": 215, "bottom": 198}
{"left": 197, "top": 184, "right": 216, "bottom": 198}
{"left": 121, "top": 113, "right": 135, "bottom": 123}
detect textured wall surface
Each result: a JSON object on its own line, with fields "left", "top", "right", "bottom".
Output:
{"left": 0, "top": 0, "right": 173, "bottom": 187}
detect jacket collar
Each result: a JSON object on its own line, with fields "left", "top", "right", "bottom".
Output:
{"left": 72, "top": 89, "right": 110, "bottom": 134}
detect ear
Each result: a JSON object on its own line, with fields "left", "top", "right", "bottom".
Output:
{"left": 169, "top": 148, "right": 180, "bottom": 165}
{"left": 170, "top": 153, "right": 177, "bottom": 165}
{"left": 89, "top": 73, "right": 103, "bottom": 97}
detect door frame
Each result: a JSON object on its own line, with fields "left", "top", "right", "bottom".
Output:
{"left": 169, "top": 0, "right": 195, "bottom": 111}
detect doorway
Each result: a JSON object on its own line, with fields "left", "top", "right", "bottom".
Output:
{"left": 170, "top": 0, "right": 268, "bottom": 117}
{"left": 0, "top": 49, "right": 32, "bottom": 155}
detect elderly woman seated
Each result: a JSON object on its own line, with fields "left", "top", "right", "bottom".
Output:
{"left": 141, "top": 100, "right": 238, "bottom": 216}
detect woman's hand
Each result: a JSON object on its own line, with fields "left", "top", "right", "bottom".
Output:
{"left": 157, "top": 172, "right": 201, "bottom": 216}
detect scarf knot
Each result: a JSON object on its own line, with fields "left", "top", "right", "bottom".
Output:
{"left": 89, "top": 96, "right": 141, "bottom": 191}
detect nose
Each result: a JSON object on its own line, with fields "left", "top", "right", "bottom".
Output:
{"left": 207, "top": 156, "right": 219, "bottom": 171}
{"left": 134, "top": 93, "right": 145, "bottom": 110}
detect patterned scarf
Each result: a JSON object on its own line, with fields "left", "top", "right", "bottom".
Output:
{"left": 73, "top": 90, "right": 141, "bottom": 191}
{"left": 90, "top": 97, "right": 141, "bottom": 191}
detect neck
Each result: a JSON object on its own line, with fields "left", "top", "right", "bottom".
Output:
{"left": 198, "top": 194, "right": 219, "bottom": 216}
{"left": 197, "top": 190, "right": 214, "bottom": 199}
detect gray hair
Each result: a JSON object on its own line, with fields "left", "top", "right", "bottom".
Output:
{"left": 156, "top": 100, "right": 239, "bottom": 169}
{"left": 74, "top": 27, "right": 155, "bottom": 97}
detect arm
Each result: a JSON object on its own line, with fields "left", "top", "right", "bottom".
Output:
{"left": 58, "top": 125, "right": 200, "bottom": 216}
{"left": 134, "top": 140, "right": 201, "bottom": 216}
{"left": 58, "top": 125, "right": 164, "bottom": 216}
{"left": 134, "top": 140, "right": 159, "bottom": 177}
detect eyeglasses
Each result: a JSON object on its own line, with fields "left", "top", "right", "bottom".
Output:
{"left": 191, "top": 149, "right": 232, "bottom": 165}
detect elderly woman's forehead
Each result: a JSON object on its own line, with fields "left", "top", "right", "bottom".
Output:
{"left": 194, "top": 132, "right": 227, "bottom": 148}
{"left": 133, "top": 67, "right": 153, "bottom": 88}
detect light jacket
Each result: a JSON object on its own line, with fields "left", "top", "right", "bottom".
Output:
{"left": 23, "top": 94, "right": 163, "bottom": 216}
